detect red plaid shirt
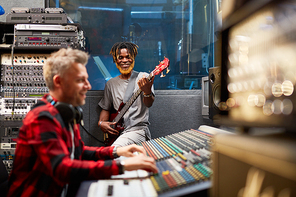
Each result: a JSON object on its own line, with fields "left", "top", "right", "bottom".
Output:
{"left": 8, "top": 95, "right": 120, "bottom": 197}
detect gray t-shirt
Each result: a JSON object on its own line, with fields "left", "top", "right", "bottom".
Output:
{"left": 98, "top": 71, "right": 154, "bottom": 131}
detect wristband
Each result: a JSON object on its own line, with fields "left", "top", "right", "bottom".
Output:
{"left": 112, "top": 146, "right": 119, "bottom": 158}
{"left": 117, "top": 160, "right": 125, "bottom": 174}
{"left": 99, "top": 121, "right": 103, "bottom": 128}
{"left": 143, "top": 92, "right": 152, "bottom": 97}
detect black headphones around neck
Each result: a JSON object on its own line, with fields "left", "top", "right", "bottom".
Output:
{"left": 46, "top": 95, "right": 83, "bottom": 125}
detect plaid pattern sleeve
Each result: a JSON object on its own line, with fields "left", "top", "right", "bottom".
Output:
{"left": 8, "top": 98, "right": 120, "bottom": 197}
{"left": 82, "top": 145, "right": 115, "bottom": 161}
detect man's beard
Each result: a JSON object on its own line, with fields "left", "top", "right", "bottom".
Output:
{"left": 116, "top": 62, "right": 134, "bottom": 75}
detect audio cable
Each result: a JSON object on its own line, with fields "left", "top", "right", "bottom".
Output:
{"left": 80, "top": 124, "right": 106, "bottom": 145}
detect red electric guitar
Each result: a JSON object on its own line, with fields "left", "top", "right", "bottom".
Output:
{"left": 104, "top": 57, "right": 170, "bottom": 146}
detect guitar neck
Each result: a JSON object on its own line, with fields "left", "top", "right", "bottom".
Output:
{"left": 113, "top": 72, "right": 154, "bottom": 123}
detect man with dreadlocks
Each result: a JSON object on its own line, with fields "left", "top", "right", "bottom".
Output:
{"left": 98, "top": 42, "right": 155, "bottom": 147}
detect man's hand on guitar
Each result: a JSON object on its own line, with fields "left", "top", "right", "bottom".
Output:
{"left": 137, "top": 75, "right": 155, "bottom": 94}
{"left": 138, "top": 75, "right": 155, "bottom": 108}
{"left": 98, "top": 121, "right": 119, "bottom": 135}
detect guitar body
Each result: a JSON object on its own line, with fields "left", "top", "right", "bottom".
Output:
{"left": 110, "top": 102, "right": 125, "bottom": 132}
{"left": 104, "top": 103, "right": 125, "bottom": 146}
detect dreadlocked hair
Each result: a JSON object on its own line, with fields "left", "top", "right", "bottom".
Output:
{"left": 110, "top": 42, "right": 138, "bottom": 62}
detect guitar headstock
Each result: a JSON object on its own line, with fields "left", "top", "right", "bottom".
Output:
{"left": 152, "top": 57, "right": 170, "bottom": 77}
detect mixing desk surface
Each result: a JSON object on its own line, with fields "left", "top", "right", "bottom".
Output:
{"left": 77, "top": 125, "right": 230, "bottom": 197}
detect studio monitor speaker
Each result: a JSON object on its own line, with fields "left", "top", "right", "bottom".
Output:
{"left": 209, "top": 67, "right": 221, "bottom": 120}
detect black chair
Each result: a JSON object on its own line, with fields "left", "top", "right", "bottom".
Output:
{"left": 0, "top": 157, "right": 9, "bottom": 197}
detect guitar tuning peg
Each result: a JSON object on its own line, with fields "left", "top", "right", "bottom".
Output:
{"left": 166, "top": 68, "right": 170, "bottom": 74}
{"left": 160, "top": 72, "right": 166, "bottom": 77}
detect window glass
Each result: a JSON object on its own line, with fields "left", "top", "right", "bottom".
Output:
{"left": 50, "top": 0, "right": 221, "bottom": 90}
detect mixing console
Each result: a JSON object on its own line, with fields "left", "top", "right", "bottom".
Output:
{"left": 81, "top": 126, "right": 229, "bottom": 197}
{"left": 139, "top": 129, "right": 212, "bottom": 195}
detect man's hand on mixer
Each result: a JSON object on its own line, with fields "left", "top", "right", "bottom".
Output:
{"left": 124, "top": 154, "right": 158, "bottom": 173}
{"left": 117, "top": 144, "right": 147, "bottom": 157}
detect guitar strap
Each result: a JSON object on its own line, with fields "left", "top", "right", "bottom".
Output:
{"left": 123, "top": 70, "right": 139, "bottom": 103}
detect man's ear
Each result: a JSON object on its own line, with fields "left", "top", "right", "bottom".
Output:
{"left": 53, "top": 75, "right": 62, "bottom": 88}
